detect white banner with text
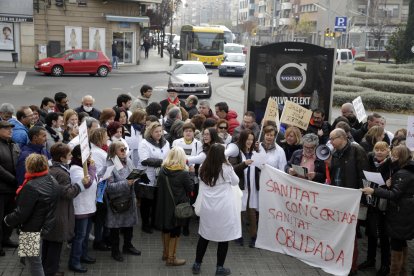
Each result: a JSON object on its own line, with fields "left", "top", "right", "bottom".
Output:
{"left": 256, "top": 165, "right": 361, "bottom": 276}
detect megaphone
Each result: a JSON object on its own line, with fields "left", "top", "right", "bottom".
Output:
{"left": 316, "top": 144, "right": 333, "bottom": 161}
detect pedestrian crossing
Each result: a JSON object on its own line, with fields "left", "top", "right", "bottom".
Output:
{"left": 0, "top": 71, "right": 26, "bottom": 86}
{"left": 12, "top": 71, "right": 26, "bottom": 85}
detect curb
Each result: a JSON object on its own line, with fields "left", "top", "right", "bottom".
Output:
{"left": 0, "top": 67, "right": 170, "bottom": 75}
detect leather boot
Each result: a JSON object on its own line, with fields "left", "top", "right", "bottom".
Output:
{"left": 389, "top": 250, "right": 403, "bottom": 276}
{"left": 400, "top": 247, "right": 408, "bottom": 276}
{"left": 162, "top": 233, "right": 170, "bottom": 261}
{"left": 166, "top": 237, "right": 186, "bottom": 266}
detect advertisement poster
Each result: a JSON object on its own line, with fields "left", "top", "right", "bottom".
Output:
{"left": 0, "top": 23, "right": 14, "bottom": 50}
{"left": 89, "top": 27, "right": 105, "bottom": 53}
{"left": 65, "top": 26, "right": 82, "bottom": 50}
{"left": 247, "top": 42, "right": 335, "bottom": 124}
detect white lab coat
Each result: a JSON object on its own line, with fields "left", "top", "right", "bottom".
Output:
{"left": 198, "top": 163, "right": 241, "bottom": 242}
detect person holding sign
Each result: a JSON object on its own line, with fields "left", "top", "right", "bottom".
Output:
{"left": 227, "top": 129, "right": 260, "bottom": 248}
{"left": 361, "top": 145, "right": 414, "bottom": 276}
{"left": 105, "top": 141, "right": 140, "bottom": 262}
{"left": 285, "top": 133, "right": 326, "bottom": 183}
{"left": 329, "top": 129, "right": 369, "bottom": 275}
{"left": 68, "top": 145, "right": 98, "bottom": 273}
{"left": 192, "top": 144, "right": 240, "bottom": 275}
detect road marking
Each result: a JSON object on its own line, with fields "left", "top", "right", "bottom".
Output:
{"left": 12, "top": 71, "right": 26, "bottom": 85}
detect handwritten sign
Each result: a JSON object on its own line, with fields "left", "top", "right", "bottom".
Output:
{"left": 406, "top": 116, "right": 414, "bottom": 151}
{"left": 256, "top": 165, "right": 361, "bottom": 275}
{"left": 78, "top": 121, "right": 90, "bottom": 165}
{"left": 263, "top": 97, "right": 281, "bottom": 130}
{"left": 352, "top": 96, "right": 367, "bottom": 123}
{"left": 280, "top": 100, "right": 312, "bottom": 130}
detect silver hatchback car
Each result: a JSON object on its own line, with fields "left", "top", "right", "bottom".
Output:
{"left": 167, "top": 61, "right": 213, "bottom": 98}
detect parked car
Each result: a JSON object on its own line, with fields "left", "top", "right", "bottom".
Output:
{"left": 34, "top": 49, "right": 112, "bottom": 77}
{"left": 167, "top": 61, "right": 212, "bottom": 98}
{"left": 218, "top": 53, "right": 246, "bottom": 77}
{"left": 224, "top": 43, "right": 244, "bottom": 57}
{"left": 336, "top": 49, "right": 354, "bottom": 66}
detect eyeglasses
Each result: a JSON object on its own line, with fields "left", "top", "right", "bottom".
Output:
{"left": 218, "top": 126, "right": 227, "bottom": 130}
{"left": 119, "top": 147, "right": 126, "bottom": 153}
{"left": 303, "top": 145, "right": 315, "bottom": 150}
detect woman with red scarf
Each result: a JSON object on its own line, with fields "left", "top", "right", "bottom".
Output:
{"left": 5, "top": 153, "right": 60, "bottom": 276}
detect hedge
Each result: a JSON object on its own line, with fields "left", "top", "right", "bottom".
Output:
{"left": 354, "top": 65, "right": 413, "bottom": 75}
{"left": 344, "top": 72, "right": 414, "bottom": 83}
{"left": 360, "top": 79, "right": 414, "bottom": 95}
{"left": 333, "top": 75, "right": 362, "bottom": 86}
{"left": 333, "top": 91, "right": 414, "bottom": 111}
{"left": 333, "top": 84, "right": 367, "bottom": 93}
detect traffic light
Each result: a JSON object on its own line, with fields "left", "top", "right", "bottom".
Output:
{"left": 325, "top": 28, "right": 330, "bottom": 37}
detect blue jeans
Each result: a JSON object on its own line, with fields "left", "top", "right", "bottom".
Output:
{"left": 69, "top": 217, "right": 92, "bottom": 267}
{"left": 112, "top": 56, "right": 118, "bottom": 69}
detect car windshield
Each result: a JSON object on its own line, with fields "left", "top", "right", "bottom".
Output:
{"left": 224, "top": 45, "right": 243, "bottom": 53}
{"left": 173, "top": 64, "right": 206, "bottom": 74}
{"left": 52, "top": 50, "right": 73, "bottom": 58}
{"left": 226, "top": 55, "right": 245, "bottom": 62}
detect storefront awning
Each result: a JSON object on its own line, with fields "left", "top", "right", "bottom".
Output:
{"left": 105, "top": 15, "right": 149, "bottom": 23}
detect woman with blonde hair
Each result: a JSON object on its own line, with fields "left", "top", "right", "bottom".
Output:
{"left": 62, "top": 109, "right": 79, "bottom": 143}
{"left": 138, "top": 121, "right": 170, "bottom": 233}
{"left": 155, "top": 147, "right": 194, "bottom": 266}
{"left": 279, "top": 126, "right": 302, "bottom": 161}
{"left": 360, "top": 125, "right": 385, "bottom": 153}
{"left": 5, "top": 153, "right": 60, "bottom": 276}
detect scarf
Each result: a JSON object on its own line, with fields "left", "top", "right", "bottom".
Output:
{"left": 132, "top": 123, "right": 144, "bottom": 133}
{"left": 168, "top": 97, "right": 180, "bottom": 106}
{"left": 45, "top": 125, "right": 60, "bottom": 142}
{"left": 165, "top": 164, "right": 185, "bottom": 171}
{"left": 101, "top": 144, "right": 109, "bottom": 152}
{"left": 16, "top": 169, "right": 49, "bottom": 196}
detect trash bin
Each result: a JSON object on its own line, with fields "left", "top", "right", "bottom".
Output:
{"left": 11, "top": 52, "right": 18, "bottom": 63}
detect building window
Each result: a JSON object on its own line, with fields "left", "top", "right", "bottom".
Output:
{"left": 378, "top": 4, "right": 399, "bottom": 18}
{"left": 357, "top": 5, "right": 366, "bottom": 15}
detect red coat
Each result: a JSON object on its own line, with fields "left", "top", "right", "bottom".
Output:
{"left": 226, "top": 110, "right": 240, "bottom": 135}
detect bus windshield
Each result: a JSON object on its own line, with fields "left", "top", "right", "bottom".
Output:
{"left": 192, "top": 32, "right": 224, "bottom": 55}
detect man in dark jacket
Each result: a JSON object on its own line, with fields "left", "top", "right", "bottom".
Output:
{"left": 160, "top": 89, "right": 185, "bottom": 116}
{"left": 54, "top": 92, "right": 69, "bottom": 113}
{"left": 0, "top": 121, "right": 20, "bottom": 255}
{"left": 16, "top": 126, "right": 50, "bottom": 186}
{"left": 306, "top": 108, "right": 331, "bottom": 145}
{"left": 74, "top": 95, "right": 101, "bottom": 120}
{"left": 329, "top": 128, "right": 369, "bottom": 275}
{"left": 39, "top": 97, "right": 56, "bottom": 124}
{"left": 184, "top": 95, "right": 198, "bottom": 119}
{"left": 232, "top": 111, "right": 260, "bottom": 142}
{"left": 353, "top": 113, "right": 383, "bottom": 144}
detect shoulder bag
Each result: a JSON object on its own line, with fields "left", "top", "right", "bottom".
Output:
{"left": 165, "top": 175, "right": 194, "bottom": 219}
{"left": 108, "top": 187, "right": 133, "bottom": 214}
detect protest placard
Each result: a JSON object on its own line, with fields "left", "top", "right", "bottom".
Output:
{"left": 256, "top": 165, "right": 361, "bottom": 275}
{"left": 352, "top": 96, "right": 367, "bottom": 123}
{"left": 279, "top": 100, "right": 312, "bottom": 130}
{"left": 78, "top": 121, "right": 90, "bottom": 176}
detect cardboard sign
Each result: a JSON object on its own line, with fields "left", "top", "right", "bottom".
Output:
{"left": 256, "top": 165, "right": 361, "bottom": 275}
{"left": 78, "top": 121, "right": 90, "bottom": 165}
{"left": 352, "top": 96, "right": 367, "bottom": 123}
{"left": 263, "top": 97, "right": 281, "bottom": 130}
{"left": 406, "top": 116, "right": 414, "bottom": 151}
{"left": 280, "top": 100, "right": 312, "bottom": 130}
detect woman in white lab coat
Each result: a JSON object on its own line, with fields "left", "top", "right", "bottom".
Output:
{"left": 191, "top": 143, "right": 240, "bottom": 276}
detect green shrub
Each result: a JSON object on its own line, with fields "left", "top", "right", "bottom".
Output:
{"left": 354, "top": 65, "right": 366, "bottom": 72}
{"left": 361, "top": 79, "right": 414, "bottom": 94}
{"left": 345, "top": 72, "right": 414, "bottom": 83}
{"left": 334, "top": 75, "right": 362, "bottom": 86}
{"left": 333, "top": 91, "right": 414, "bottom": 111}
{"left": 333, "top": 84, "right": 367, "bottom": 93}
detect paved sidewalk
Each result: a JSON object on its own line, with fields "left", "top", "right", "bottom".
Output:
{"left": 0, "top": 47, "right": 174, "bottom": 74}
{"left": 1, "top": 216, "right": 414, "bottom": 276}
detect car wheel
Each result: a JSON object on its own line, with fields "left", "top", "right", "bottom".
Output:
{"left": 219, "top": 71, "right": 223, "bottom": 77}
{"left": 97, "top": 66, "right": 109, "bottom": 77}
{"left": 51, "top": 65, "right": 63, "bottom": 77}
{"left": 207, "top": 86, "right": 212, "bottom": 98}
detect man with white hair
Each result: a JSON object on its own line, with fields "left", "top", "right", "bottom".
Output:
{"left": 74, "top": 95, "right": 101, "bottom": 120}
{"left": 0, "top": 103, "right": 15, "bottom": 122}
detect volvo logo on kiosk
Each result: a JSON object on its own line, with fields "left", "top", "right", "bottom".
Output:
{"left": 276, "top": 63, "right": 307, "bottom": 94}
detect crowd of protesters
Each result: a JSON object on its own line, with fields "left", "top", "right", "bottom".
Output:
{"left": 0, "top": 86, "right": 412, "bottom": 276}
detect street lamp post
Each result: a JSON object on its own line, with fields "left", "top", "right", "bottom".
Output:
{"left": 170, "top": 0, "right": 173, "bottom": 66}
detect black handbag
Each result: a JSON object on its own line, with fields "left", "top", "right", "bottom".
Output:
{"left": 108, "top": 189, "right": 133, "bottom": 213}
{"left": 165, "top": 175, "right": 194, "bottom": 219}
